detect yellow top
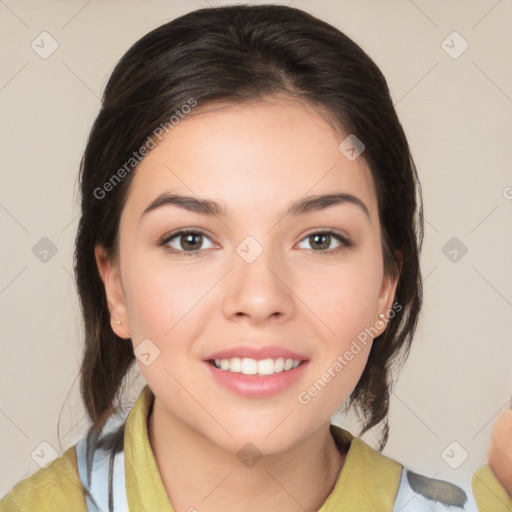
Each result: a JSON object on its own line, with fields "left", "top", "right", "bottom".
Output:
{"left": 1, "top": 385, "right": 511, "bottom": 512}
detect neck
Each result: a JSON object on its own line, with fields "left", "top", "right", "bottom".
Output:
{"left": 147, "top": 398, "right": 348, "bottom": 512}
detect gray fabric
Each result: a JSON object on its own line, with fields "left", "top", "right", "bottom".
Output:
{"left": 392, "top": 467, "right": 479, "bottom": 512}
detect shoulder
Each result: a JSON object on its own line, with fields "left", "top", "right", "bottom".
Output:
{"left": 330, "top": 426, "right": 512, "bottom": 511}
{"left": 472, "top": 463, "right": 512, "bottom": 512}
{"left": 0, "top": 445, "right": 86, "bottom": 512}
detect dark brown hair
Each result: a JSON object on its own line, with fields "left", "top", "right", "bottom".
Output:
{"left": 75, "top": 4, "right": 423, "bottom": 450}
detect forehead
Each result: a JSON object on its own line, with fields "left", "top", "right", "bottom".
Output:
{"left": 123, "top": 97, "right": 378, "bottom": 222}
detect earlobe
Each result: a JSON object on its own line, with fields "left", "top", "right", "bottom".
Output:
{"left": 94, "top": 244, "right": 131, "bottom": 339}
{"left": 383, "top": 250, "right": 402, "bottom": 311}
{"left": 376, "top": 275, "right": 398, "bottom": 331}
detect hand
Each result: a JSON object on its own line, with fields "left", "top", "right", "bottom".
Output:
{"left": 488, "top": 408, "right": 512, "bottom": 495}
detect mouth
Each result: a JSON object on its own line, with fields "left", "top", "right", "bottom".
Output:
{"left": 206, "top": 357, "right": 307, "bottom": 377}
{"left": 203, "top": 353, "right": 310, "bottom": 398}
{"left": 202, "top": 345, "right": 310, "bottom": 397}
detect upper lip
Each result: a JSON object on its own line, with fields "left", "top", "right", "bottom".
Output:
{"left": 204, "top": 345, "right": 309, "bottom": 361}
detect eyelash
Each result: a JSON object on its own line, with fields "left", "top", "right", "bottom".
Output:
{"left": 159, "top": 228, "right": 352, "bottom": 257}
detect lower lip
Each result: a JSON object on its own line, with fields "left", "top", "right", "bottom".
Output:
{"left": 204, "top": 361, "right": 309, "bottom": 398}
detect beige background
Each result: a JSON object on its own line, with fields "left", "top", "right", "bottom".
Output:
{"left": 1, "top": 0, "right": 511, "bottom": 495}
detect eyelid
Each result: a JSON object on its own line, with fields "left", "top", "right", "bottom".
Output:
{"left": 297, "top": 228, "right": 352, "bottom": 254}
{"left": 301, "top": 227, "right": 350, "bottom": 241}
{"left": 159, "top": 227, "right": 216, "bottom": 247}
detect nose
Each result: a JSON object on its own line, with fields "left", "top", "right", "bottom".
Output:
{"left": 221, "top": 243, "right": 295, "bottom": 325}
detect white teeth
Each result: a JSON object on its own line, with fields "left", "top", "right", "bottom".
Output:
{"left": 211, "top": 356, "right": 303, "bottom": 375}
{"left": 230, "top": 357, "right": 241, "bottom": 372}
{"left": 257, "top": 358, "right": 274, "bottom": 375}
{"left": 274, "top": 358, "right": 285, "bottom": 372}
{"left": 241, "top": 358, "right": 257, "bottom": 375}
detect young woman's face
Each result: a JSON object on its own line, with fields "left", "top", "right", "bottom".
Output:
{"left": 98, "top": 97, "right": 398, "bottom": 454}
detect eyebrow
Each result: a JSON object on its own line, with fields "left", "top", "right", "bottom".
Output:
{"left": 140, "top": 191, "right": 370, "bottom": 221}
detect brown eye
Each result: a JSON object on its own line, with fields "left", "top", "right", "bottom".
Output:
{"left": 161, "top": 229, "right": 214, "bottom": 255}
{"left": 298, "top": 230, "right": 351, "bottom": 255}
{"left": 178, "top": 232, "right": 203, "bottom": 251}
{"left": 309, "top": 233, "right": 331, "bottom": 250}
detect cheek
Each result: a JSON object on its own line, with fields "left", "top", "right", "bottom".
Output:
{"left": 305, "top": 257, "right": 384, "bottom": 339}
{"left": 123, "top": 260, "right": 211, "bottom": 393}
{"left": 122, "top": 255, "right": 205, "bottom": 341}
{"left": 295, "top": 267, "right": 379, "bottom": 416}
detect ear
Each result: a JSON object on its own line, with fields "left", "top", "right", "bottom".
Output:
{"left": 94, "top": 244, "right": 131, "bottom": 339}
{"left": 374, "top": 250, "right": 402, "bottom": 337}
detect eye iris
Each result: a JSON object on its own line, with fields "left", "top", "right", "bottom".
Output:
{"left": 182, "top": 233, "right": 202, "bottom": 250}
{"left": 311, "top": 233, "right": 330, "bottom": 250}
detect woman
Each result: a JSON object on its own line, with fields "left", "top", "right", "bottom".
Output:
{"left": 1, "top": 4, "right": 510, "bottom": 511}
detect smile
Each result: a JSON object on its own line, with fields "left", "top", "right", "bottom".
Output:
{"left": 204, "top": 358, "right": 309, "bottom": 398}
{"left": 208, "top": 357, "right": 305, "bottom": 376}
